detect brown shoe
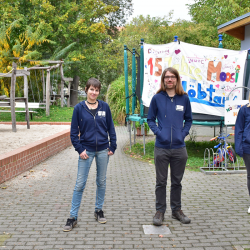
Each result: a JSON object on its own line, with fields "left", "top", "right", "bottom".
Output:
{"left": 172, "top": 210, "right": 191, "bottom": 224}
{"left": 153, "top": 211, "right": 164, "bottom": 226}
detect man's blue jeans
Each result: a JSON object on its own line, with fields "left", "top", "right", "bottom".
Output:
{"left": 70, "top": 149, "right": 109, "bottom": 219}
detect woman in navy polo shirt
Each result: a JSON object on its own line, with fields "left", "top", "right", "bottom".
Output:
{"left": 63, "top": 78, "right": 117, "bottom": 231}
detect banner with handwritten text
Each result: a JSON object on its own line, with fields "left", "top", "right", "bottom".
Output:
{"left": 142, "top": 42, "right": 248, "bottom": 116}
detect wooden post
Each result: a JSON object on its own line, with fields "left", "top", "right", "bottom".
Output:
{"left": 24, "top": 97, "right": 30, "bottom": 129}
{"left": 42, "top": 70, "right": 45, "bottom": 102}
{"left": 67, "top": 81, "right": 71, "bottom": 107}
{"left": 60, "top": 64, "right": 64, "bottom": 107}
{"left": 23, "top": 67, "right": 28, "bottom": 123}
{"left": 10, "top": 62, "right": 17, "bottom": 132}
{"left": 23, "top": 67, "right": 28, "bottom": 100}
{"left": 59, "top": 64, "right": 65, "bottom": 107}
{"left": 46, "top": 70, "right": 50, "bottom": 116}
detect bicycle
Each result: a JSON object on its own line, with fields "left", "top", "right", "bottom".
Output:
{"left": 210, "top": 133, "right": 237, "bottom": 166}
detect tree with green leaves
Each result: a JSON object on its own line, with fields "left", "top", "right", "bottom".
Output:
{"left": 187, "top": 0, "right": 250, "bottom": 49}
{"left": 0, "top": 0, "right": 132, "bottom": 101}
{"left": 188, "top": 0, "right": 250, "bottom": 26}
{"left": 103, "top": 0, "right": 133, "bottom": 36}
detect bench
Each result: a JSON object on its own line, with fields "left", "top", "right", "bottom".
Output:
{"left": 0, "top": 101, "right": 45, "bottom": 120}
{"left": 0, "top": 110, "right": 36, "bottom": 119}
{"left": 14, "top": 102, "right": 46, "bottom": 109}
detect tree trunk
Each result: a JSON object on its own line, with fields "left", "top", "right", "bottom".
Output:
{"left": 70, "top": 75, "right": 80, "bottom": 107}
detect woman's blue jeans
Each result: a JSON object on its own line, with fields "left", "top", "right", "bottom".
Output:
{"left": 70, "top": 149, "right": 109, "bottom": 219}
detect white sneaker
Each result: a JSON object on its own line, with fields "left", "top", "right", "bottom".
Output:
{"left": 248, "top": 206, "right": 250, "bottom": 214}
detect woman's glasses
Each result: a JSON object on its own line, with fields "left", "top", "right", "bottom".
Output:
{"left": 164, "top": 76, "right": 177, "bottom": 79}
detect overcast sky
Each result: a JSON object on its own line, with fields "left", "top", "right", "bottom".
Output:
{"left": 126, "top": 0, "right": 195, "bottom": 23}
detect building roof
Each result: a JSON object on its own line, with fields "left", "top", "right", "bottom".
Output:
{"left": 217, "top": 12, "right": 250, "bottom": 40}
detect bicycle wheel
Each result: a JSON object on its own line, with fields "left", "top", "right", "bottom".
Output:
{"left": 227, "top": 147, "right": 237, "bottom": 163}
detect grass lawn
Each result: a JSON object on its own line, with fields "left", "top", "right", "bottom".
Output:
{"left": 0, "top": 105, "right": 74, "bottom": 122}
{"left": 0, "top": 105, "right": 122, "bottom": 125}
{"left": 123, "top": 138, "right": 244, "bottom": 172}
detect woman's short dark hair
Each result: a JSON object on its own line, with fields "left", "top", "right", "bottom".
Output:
{"left": 85, "top": 78, "right": 101, "bottom": 92}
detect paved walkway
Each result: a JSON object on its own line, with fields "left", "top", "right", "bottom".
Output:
{"left": 1, "top": 126, "right": 250, "bottom": 250}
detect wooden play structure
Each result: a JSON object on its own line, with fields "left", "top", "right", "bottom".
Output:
{"left": 25, "top": 60, "right": 73, "bottom": 115}
{"left": 0, "top": 60, "right": 73, "bottom": 132}
{"left": 0, "top": 63, "right": 30, "bottom": 131}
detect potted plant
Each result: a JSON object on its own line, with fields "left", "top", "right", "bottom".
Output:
{"left": 135, "top": 121, "right": 150, "bottom": 136}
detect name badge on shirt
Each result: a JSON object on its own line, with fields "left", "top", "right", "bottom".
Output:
{"left": 176, "top": 105, "right": 184, "bottom": 111}
{"left": 98, "top": 111, "right": 106, "bottom": 117}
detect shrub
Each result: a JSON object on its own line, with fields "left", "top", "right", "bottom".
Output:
{"left": 107, "top": 75, "right": 133, "bottom": 124}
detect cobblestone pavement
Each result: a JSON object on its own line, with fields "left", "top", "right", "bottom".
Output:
{"left": 1, "top": 126, "right": 250, "bottom": 250}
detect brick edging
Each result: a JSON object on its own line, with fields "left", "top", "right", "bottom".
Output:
{"left": 0, "top": 122, "right": 71, "bottom": 125}
{"left": 0, "top": 129, "right": 71, "bottom": 184}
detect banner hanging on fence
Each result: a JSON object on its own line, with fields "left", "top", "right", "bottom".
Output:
{"left": 142, "top": 42, "right": 248, "bottom": 116}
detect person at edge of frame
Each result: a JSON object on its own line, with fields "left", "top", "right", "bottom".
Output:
{"left": 234, "top": 94, "right": 250, "bottom": 214}
{"left": 147, "top": 67, "right": 193, "bottom": 225}
{"left": 63, "top": 78, "right": 117, "bottom": 232}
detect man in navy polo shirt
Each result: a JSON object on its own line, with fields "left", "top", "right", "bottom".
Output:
{"left": 147, "top": 67, "right": 192, "bottom": 225}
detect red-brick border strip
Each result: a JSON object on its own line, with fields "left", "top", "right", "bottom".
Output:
{"left": 0, "top": 129, "right": 71, "bottom": 184}
{"left": 0, "top": 122, "right": 71, "bottom": 125}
